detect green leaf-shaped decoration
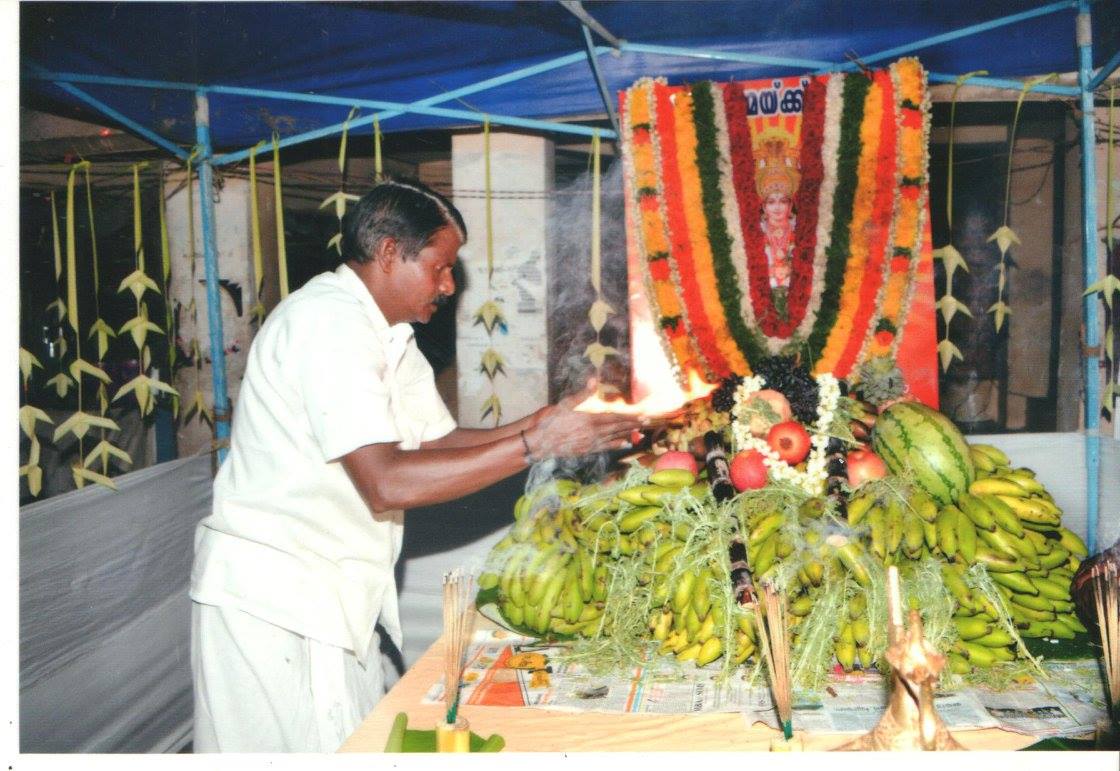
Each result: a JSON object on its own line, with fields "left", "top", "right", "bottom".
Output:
{"left": 19, "top": 404, "right": 52, "bottom": 440}
{"left": 480, "top": 348, "right": 506, "bottom": 380}
{"left": 480, "top": 393, "right": 502, "bottom": 425}
{"left": 987, "top": 300, "right": 1012, "bottom": 332}
{"left": 319, "top": 190, "right": 360, "bottom": 222}
{"left": 936, "top": 295, "right": 973, "bottom": 325}
{"left": 249, "top": 301, "right": 267, "bottom": 327}
{"left": 931, "top": 244, "right": 969, "bottom": 279}
{"left": 98, "top": 382, "right": 109, "bottom": 414}
{"left": 20, "top": 459, "right": 43, "bottom": 497}
{"left": 82, "top": 439, "right": 133, "bottom": 470}
{"left": 119, "top": 305, "right": 165, "bottom": 352}
{"left": 182, "top": 390, "right": 214, "bottom": 427}
{"left": 19, "top": 347, "right": 43, "bottom": 389}
{"left": 327, "top": 232, "right": 343, "bottom": 254}
{"left": 69, "top": 358, "right": 111, "bottom": 385}
{"left": 46, "top": 298, "right": 67, "bottom": 322}
{"left": 117, "top": 268, "right": 161, "bottom": 302}
{"left": 88, "top": 318, "right": 117, "bottom": 360}
{"left": 46, "top": 372, "right": 75, "bottom": 399}
{"left": 1083, "top": 274, "right": 1120, "bottom": 310}
{"left": 986, "top": 225, "right": 1020, "bottom": 256}
{"left": 52, "top": 411, "right": 120, "bottom": 443}
{"left": 473, "top": 300, "right": 507, "bottom": 335}
{"left": 72, "top": 464, "right": 117, "bottom": 492}
{"left": 113, "top": 373, "right": 180, "bottom": 416}
{"left": 588, "top": 298, "right": 615, "bottom": 333}
{"left": 937, "top": 338, "right": 963, "bottom": 372}
{"left": 583, "top": 341, "right": 619, "bottom": 369}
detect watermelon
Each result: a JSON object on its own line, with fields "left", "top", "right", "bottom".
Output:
{"left": 870, "top": 402, "right": 975, "bottom": 506}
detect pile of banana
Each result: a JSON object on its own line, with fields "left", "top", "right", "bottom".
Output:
{"left": 477, "top": 443, "right": 1087, "bottom": 676}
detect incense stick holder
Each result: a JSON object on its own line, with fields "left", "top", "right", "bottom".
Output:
{"left": 436, "top": 717, "right": 471, "bottom": 752}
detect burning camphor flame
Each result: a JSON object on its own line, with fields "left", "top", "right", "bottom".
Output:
{"left": 575, "top": 367, "right": 717, "bottom": 417}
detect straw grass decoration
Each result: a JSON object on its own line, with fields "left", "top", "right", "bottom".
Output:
{"left": 442, "top": 568, "right": 477, "bottom": 725}
{"left": 1091, "top": 560, "right": 1119, "bottom": 721}
{"left": 754, "top": 581, "right": 794, "bottom": 740}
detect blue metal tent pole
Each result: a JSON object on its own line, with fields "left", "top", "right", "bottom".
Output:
{"left": 581, "top": 24, "right": 620, "bottom": 137}
{"left": 927, "top": 72, "right": 1079, "bottom": 97}
{"left": 213, "top": 49, "right": 607, "bottom": 166}
{"left": 26, "top": 69, "right": 616, "bottom": 140}
{"left": 827, "top": 0, "right": 1078, "bottom": 72}
{"left": 24, "top": 63, "right": 189, "bottom": 160}
{"left": 1088, "top": 48, "right": 1120, "bottom": 91}
{"left": 194, "top": 90, "right": 232, "bottom": 464}
{"left": 1077, "top": 1, "right": 1102, "bottom": 554}
{"left": 619, "top": 42, "right": 834, "bottom": 71}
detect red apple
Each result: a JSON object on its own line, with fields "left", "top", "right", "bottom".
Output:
{"left": 653, "top": 450, "right": 699, "bottom": 476}
{"left": 846, "top": 449, "right": 888, "bottom": 486}
{"left": 766, "top": 421, "right": 811, "bottom": 465}
{"left": 741, "top": 389, "right": 793, "bottom": 436}
{"left": 729, "top": 450, "right": 768, "bottom": 491}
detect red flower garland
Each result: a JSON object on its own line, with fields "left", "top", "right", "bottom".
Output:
{"left": 724, "top": 78, "right": 826, "bottom": 338}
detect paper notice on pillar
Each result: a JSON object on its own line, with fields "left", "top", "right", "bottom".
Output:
{"left": 456, "top": 248, "right": 549, "bottom": 427}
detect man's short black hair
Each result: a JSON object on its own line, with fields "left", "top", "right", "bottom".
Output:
{"left": 341, "top": 178, "right": 467, "bottom": 264}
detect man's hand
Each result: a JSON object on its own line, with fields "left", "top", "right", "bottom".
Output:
{"left": 524, "top": 378, "right": 644, "bottom": 460}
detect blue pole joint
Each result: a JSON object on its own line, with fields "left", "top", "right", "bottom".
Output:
{"left": 194, "top": 91, "right": 232, "bottom": 464}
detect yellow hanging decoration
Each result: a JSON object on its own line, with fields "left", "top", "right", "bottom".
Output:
{"left": 84, "top": 165, "right": 116, "bottom": 362}
{"left": 374, "top": 115, "right": 383, "bottom": 181}
{"left": 476, "top": 117, "right": 503, "bottom": 427}
{"left": 323, "top": 107, "right": 362, "bottom": 254}
{"left": 582, "top": 131, "right": 618, "bottom": 393}
{"left": 248, "top": 141, "right": 267, "bottom": 325}
{"left": 932, "top": 71, "right": 983, "bottom": 372}
{"left": 183, "top": 147, "right": 212, "bottom": 428}
{"left": 272, "top": 132, "right": 290, "bottom": 299}
{"left": 988, "top": 73, "right": 1055, "bottom": 333}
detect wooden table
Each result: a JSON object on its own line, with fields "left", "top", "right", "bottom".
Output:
{"left": 340, "top": 624, "right": 1039, "bottom": 752}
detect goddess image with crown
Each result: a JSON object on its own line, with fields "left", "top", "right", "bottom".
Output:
{"left": 755, "top": 130, "right": 800, "bottom": 302}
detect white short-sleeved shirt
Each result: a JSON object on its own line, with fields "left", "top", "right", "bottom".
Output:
{"left": 190, "top": 263, "right": 457, "bottom": 660}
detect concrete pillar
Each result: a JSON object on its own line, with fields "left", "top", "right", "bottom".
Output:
{"left": 451, "top": 132, "right": 553, "bottom": 428}
{"left": 165, "top": 171, "right": 257, "bottom": 458}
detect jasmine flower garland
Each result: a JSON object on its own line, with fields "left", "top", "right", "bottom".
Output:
{"left": 730, "top": 373, "right": 841, "bottom": 495}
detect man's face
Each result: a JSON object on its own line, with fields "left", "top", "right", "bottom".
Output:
{"left": 391, "top": 225, "right": 461, "bottom": 324}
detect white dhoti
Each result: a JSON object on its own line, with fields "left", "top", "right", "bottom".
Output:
{"left": 191, "top": 602, "right": 385, "bottom": 752}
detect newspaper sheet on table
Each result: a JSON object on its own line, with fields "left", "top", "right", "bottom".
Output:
{"left": 422, "top": 629, "right": 1109, "bottom": 738}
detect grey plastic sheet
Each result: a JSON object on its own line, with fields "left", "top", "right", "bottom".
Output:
{"left": 20, "top": 454, "right": 212, "bottom": 753}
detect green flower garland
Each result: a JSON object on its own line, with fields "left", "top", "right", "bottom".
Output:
{"left": 689, "top": 82, "right": 768, "bottom": 368}
{"left": 803, "top": 73, "right": 870, "bottom": 365}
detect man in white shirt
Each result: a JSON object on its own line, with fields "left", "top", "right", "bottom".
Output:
{"left": 190, "top": 179, "right": 640, "bottom": 752}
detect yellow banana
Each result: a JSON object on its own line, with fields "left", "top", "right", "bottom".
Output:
{"left": 921, "top": 519, "right": 939, "bottom": 551}
{"left": 695, "top": 612, "right": 716, "bottom": 644}
{"left": 1003, "top": 469, "right": 1047, "bottom": 495}
{"left": 857, "top": 645, "right": 873, "bottom": 670}
{"left": 851, "top": 617, "right": 870, "bottom": 646}
{"left": 750, "top": 512, "right": 785, "bottom": 545}
{"left": 902, "top": 513, "right": 925, "bottom": 557}
{"left": 696, "top": 636, "right": 723, "bottom": 666}
{"left": 885, "top": 498, "right": 904, "bottom": 555}
{"left": 969, "top": 477, "right": 1029, "bottom": 498}
{"left": 1057, "top": 528, "right": 1088, "bottom": 557}
{"left": 649, "top": 468, "right": 696, "bottom": 487}
{"left": 754, "top": 533, "right": 779, "bottom": 577}
{"left": 789, "top": 596, "right": 815, "bottom": 617}
{"left": 970, "top": 443, "right": 1010, "bottom": 468}
{"left": 972, "top": 628, "right": 1015, "bottom": 647}
{"left": 501, "top": 600, "right": 524, "bottom": 628}
{"left": 1009, "top": 600, "right": 1056, "bottom": 623}
{"left": 995, "top": 494, "right": 1060, "bottom": 525}
{"left": 868, "top": 505, "right": 887, "bottom": 560}
{"left": 1057, "top": 612, "right": 1087, "bottom": 634}
{"left": 692, "top": 568, "right": 713, "bottom": 618}
{"left": 676, "top": 642, "right": 702, "bottom": 662}
{"left": 957, "top": 641, "right": 998, "bottom": 667}
{"left": 911, "top": 490, "right": 940, "bottom": 523}
{"left": 969, "top": 446, "right": 996, "bottom": 473}
{"left": 835, "top": 640, "right": 857, "bottom": 672}
{"left": 831, "top": 536, "right": 872, "bottom": 588}
{"left": 1038, "top": 546, "right": 1071, "bottom": 570}
{"left": 957, "top": 493, "right": 996, "bottom": 531}
{"left": 849, "top": 592, "right": 867, "bottom": 620}
{"left": 618, "top": 505, "right": 661, "bottom": 533}
{"left": 948, "top": 652, "right": 971, "bottom": 674}
{"left": 941, "top": 563, "right": 977, "bottom": 612}
{"left": 954, "top": 506, "right": 978, "bottom": 562}
{"left": 1029, "top": 575, "right": 1069, "bottom": 602}
{"left": 672, "top": 570, "right": 697, "bottom": 614}
{"left": 936, "top": 506, "right": 959, "bottom": 558}
{"left": 1009, "top": 591, "right": 1054, "bottom": 612}
{"left": 733, "top": 634, "right": 755, "bottom": 665}
{"left": 846, "top": 494, "right": 877, "bottom": 527}
{"left": 975, "top": 493, "right": 1024, "bottom": 537}
{"left": 953, "top": 615, "right": 992, "bottom": 641}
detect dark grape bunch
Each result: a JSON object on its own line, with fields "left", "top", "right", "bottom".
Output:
{"left": 710, "top": 374, "right": 743, "bottom": 413}
{"left": 753, "top": 356, "right": 820, "bottom": 424}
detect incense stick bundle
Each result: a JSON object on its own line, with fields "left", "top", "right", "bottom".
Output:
{"left": 754, "top": 582, "right": 793, "bottom": 740}
{"left": 1091, "top": 560, "right": 1119, "bottom": 721}
{"left": 442, "top": 568, "right": 477, "bottom": 725}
